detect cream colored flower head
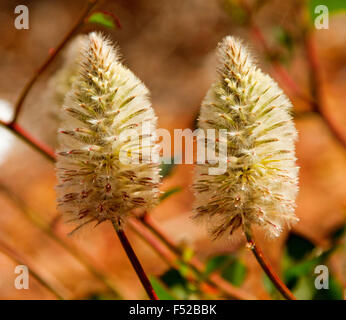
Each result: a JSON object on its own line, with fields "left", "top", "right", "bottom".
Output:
{"left": 56, "top": 32, "right": 160, "bottom": 233}
{"left": 193, "top": 36, "right": 299, "bottom": 239}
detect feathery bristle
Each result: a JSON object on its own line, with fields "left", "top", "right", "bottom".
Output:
{"left": 193, "top": 36, "right": 299, "bottom": 239}
{"left": 56, "top": 32, "right": 160, "bottom": 233}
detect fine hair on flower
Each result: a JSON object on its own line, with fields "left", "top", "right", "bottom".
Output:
{"left": 56, "top": 32, "right": 160, "bottom": 234}
{"left": 193, "top": 36, "right": 299, "bottom": 239}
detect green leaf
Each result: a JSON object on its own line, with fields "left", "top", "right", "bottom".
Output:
{"left": 87, "top": 12, "right": 117, "bottom": 29}
{"left": 160, "top": 269, "right": 188, "bottom": 288}
{"left": 313, "top": 275, "right": 344, "bottom": 300}
{"left": 223, "top": 0, "right": 249, "bottom": 25}
{"left": 284, "top": 247, "right": 336, "bottom": 287}
{"left": 204, "top": 254, "right": 247, "bottom": 287}
{"left": 159, "top": 186, "right": 182, "bottom": 202}
{"left": 273, "top": 26, "right": 294, "bottom": 51}
{"left": 221, "top": 260, "right": 247, "bottom": 287}
{"left": 293, "top": 276, "right": 315, "bottom": 300}
{"left": 160, "top": 160, "right": 175, "bottom": 179}
{"left": 149, "top": 276, "right": 176, "bottom": 300}
{"left": 329, "top": 224, "right": 346, "bottom": 243}
{"left": 204, "top": 255, "right": 233, "bottom": 276}
{"left": 159, "top": 268, "right": 195, "bottom": 300}
{"left": 286, "top": 233, "right": 315, "bottom": 262}
{"left": 308, "top": 0, "right": 346, "bottom": 23}
{"left": 262, "top": 274, "right": 281, "bottom": 299}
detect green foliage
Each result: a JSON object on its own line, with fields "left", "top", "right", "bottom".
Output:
{"left": 314, "top": 276, "right": 344, "bottom": 300}
{"left": 262, "top": 232, "right": 344, "bottom": 300}
{"left": 159, "top": 269, "right": 199, "bottom": 300}
{"left": 159, "top": 186, "right": 182, "bottom": 202}
{"left": 160, "top": 160, "right": 176, "bottom": 179}
{"left": 150, "top": 276, "right": 177, "bottom": 300}
{"left": 271, "top": 26, "right": 295, "bottom": 66}
{"left": 204, "top": 254, "right": 247, "bottom": 287}
{"left": 286, "top": 233, "right": 315, "bottom": 261}
{"left": 222, "top": 260, "right": 247, "bottom": 286}
{"left": 87, "top": 12, "right": 117, "bottom": 29}
{"left": 223, "top": 0, "right": 249, "bottom": 25}
{"left": 308, "top": 0, "right": 346, "bottom": 23}
{"left": 329, "top": 224, "right": 346, "bottom": 243}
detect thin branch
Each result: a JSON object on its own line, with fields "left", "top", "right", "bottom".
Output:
{"left": 139, "top": 214, "right": 256, "bottom": 300}
{"left": 0, "top": 121, "right": 55, "bottom": 162}
{"left": 242, "top": 1, "right": 346, "bottom": 149}
{"left": 303, "top": 33, "right": 346, "bottom": 148}
{"left": 0, "top": 184, "right": 121, "bottom": 298}
{"left": 10, "top": 0, "right": 100, "bottom": 124}
{"left": 0, "top": 238, "right": 65, "bottom": 299}
{"left": 128, "top": 220, "right": 212, "bottom": 296}
{"left": 244, "top": 226, "right": 296, "bottom": 300}
{"left": 111, "top": 218, "right": 159, "bottom": 300}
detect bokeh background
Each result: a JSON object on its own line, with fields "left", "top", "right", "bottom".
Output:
{"left": 0, "top": 0, "right": 345, "bottom": 299}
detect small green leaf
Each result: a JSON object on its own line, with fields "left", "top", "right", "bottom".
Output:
{"left": 159, "top": 268, "right": 193, "bottom": 300}
{"left": 150, "top": 276, "right": 176, "bottom": 300}
{"left": 284, "top": 247, "right": 336, "bottom": 286}
{"left": 88, "top": 12, "right": 117, "bottom": 29}
{"left": 308, "top": 0, "right": 346, "bottom": 23}
{"left": 329, "top": 224, "right": 346, "bottom": 243}
{"left": 204, "top": 254, "right": 247, "bottom": 286}
{"left": 262, "top": 274, "right": 280, "bottom": 299}
{"left": 223, "top": 0, "right": 249, "bottom": 25}
{"left": 160, "top": 160, "right": 175, "bottom": 178}
{"left": 159, "top": 186, "right": 182, "bottom": 202}
{"left": 160, "top": 269, "right": 188, "bottom": 288}
{"left": 273, "top": 26, "right": 294, "bottom": 51}
{"left": 293, "top": 276, "right": 315, "bottom": 300}
{"left": 313, "top": 275, "right": 344, "bottom": 300}
{"left": 221, "top": 260, "right": 247, "bottom": 287}
{"left": 286, "top": 233, "right": 315, "bottom": 262}
{"left": 204, "top": 255, "right": 233, "bottom": 276}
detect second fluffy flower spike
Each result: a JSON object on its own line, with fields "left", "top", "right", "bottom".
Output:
{"left": 194, "top": 36, "right": 299, "bottom": 239}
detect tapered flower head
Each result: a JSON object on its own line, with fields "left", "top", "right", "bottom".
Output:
{"left": 193, "top": 36, "right": 299, "bottom": 238}
{"left": 56, "top": 32, "right": 160, "bottom": 233}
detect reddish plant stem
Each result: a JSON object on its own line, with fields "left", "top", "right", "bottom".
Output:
{"left": 112, "top": 219, "right": 159, "bottom": 300}
{"left": 243, "top": 1, "right": 346, "bottom": 149}
{"left": 244, "top": 227, "right": 296, "bottom": 300}
{"left": 0, "top": 121, "right": 56, "bottom": 161}
{"left": 304, "top": 33, "right": 346, "bottom": 148}
{"left": 10, "top": 0, "right": 100, "bottom": 124}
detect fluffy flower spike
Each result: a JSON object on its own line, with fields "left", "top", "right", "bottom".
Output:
{"left": 56, "top": 32, "right": 160, "bottom": 233}
{"left": 194, "top": 36, "right": 299, "bottom": 239}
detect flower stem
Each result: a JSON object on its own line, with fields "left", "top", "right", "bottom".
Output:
{"left": 111, "top": 219, "right": 158, "bottom": 300}
{"left": 244, "top": 226, "right": 296, "bottom": 300}
{"left": 0, "top": 121, "right": 55, "bottom": 162}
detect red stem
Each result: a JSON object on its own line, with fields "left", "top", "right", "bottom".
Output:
{"left": 112, "top": 219, "right": 158, "bottom": 300}
{"left": 244, "top": 227, "right": 296, "bottom": 300}
{"left": 304, "top": 34, "right": 346, "bottom": 148}
{"left": 10, "top": 0, "right": 99, "bottom": 124}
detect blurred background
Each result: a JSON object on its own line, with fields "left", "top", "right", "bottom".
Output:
{"left": 0, "top": 0, "right": 345, "bottom": 299}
